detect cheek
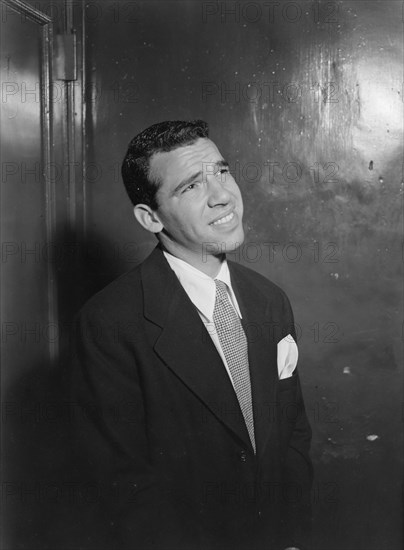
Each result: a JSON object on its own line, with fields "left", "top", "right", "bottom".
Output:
{"left": 234, "top": 187, "right": 243, "bottom": 208}
{"left": 175, "top": 213, "right": 198, "bottom": 235}
{"left": 230, "top": 180, "right": 242, "bottom": 198}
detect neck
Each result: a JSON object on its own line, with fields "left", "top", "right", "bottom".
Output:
{"left": 159, "top": 242, "right": 224, "bottom": 278}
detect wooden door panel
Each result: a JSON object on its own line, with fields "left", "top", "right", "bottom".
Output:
{"left": 1, "top": 7, "right": 52, "bottom": 384}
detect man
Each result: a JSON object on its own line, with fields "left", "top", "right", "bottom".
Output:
{"left": 69, "top": 120, "right": 312, "bottom": 550}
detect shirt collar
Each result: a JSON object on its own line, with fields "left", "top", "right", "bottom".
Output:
{"left": 163, "top": 250, "right": 242, "bottom": 322}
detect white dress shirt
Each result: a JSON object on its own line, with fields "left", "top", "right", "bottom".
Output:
{"left": 163, "top": 251, "right": 298, "bottom": 382}
{"left": 163, "top": 251, "right": 240, "bottom": 386}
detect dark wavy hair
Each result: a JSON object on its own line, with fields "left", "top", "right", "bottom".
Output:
{"left": 121, "top": 119, "right": 209, "bottom": 209}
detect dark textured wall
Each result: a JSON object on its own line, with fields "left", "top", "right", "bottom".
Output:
{"left": 83, "top": 1, "right": 402, "bottom": 548}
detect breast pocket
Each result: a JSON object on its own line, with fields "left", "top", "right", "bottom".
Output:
{"left": 277, "top": 335, "right": 298, "bottom": 379}
{"left": 278, "top": 371, "right": 298, "bottom": 392}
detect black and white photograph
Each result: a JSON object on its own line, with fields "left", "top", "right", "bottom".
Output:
{"left": 1, "top": 1, "right": 403, "bottom": 549}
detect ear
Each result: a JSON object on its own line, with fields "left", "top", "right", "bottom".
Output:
{"left": 133, "top": 204, "right": 163, "bottom": 234}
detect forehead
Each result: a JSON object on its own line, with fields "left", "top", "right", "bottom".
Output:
{"left": 150, "top": 138, "right": 223, "bottom": 184}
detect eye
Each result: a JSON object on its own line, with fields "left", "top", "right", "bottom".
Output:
{"left": 215, "top": 167, "right": 230, "bottom": 181}
{"left": 218, "top": 167, "right": 229, "bottom": 175}
{"left": 182, "top": 182, "right": 199, "bottom": 193}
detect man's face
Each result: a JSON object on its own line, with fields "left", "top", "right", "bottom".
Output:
{"left": 149, "top": 138, "right": 244, "bottom": 263}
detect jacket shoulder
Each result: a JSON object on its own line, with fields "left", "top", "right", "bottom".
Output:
{"left": 229, "top": 261, "right": 296, "bottom": 340}
{"left": 77, "top": 263, "right": 144, "bottom": 322}
{"left": 228, "top": 260, "right": 291, "bottom": 303}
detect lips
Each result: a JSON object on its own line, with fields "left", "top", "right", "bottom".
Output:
{"left": 209, "top": 209, "right": 237, "bottom": 226}
{"left": 211, "top": 212, "right": 235, "bottom": 226}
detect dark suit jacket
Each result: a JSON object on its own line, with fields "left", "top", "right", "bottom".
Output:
{"left": 69, "top": 245, "right": 312, "bottom": 550}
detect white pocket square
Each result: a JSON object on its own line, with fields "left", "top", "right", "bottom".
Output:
{"left": 277, "top": 334, "right": 298, "bottom": 379}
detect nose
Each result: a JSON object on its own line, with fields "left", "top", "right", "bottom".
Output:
{"left": 206, "top": 175, "right": 231, "bottom": 207}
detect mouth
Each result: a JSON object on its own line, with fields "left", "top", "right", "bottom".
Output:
{"left": 210, "top": 211, "right": 235, "bottom": 226}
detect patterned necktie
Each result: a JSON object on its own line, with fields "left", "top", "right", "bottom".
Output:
{"left": 213, "top": 279, "right": 256, "bottom": 452}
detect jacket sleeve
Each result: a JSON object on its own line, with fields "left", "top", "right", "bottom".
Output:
{"left": 279, "top": 293, "right": 313, "bottom": 550}
{"left": 68, "top": 302, "right": 172, "bottom": 550}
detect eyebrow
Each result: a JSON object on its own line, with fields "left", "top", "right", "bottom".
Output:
{"left": 172, "top": 159, "right": 229, "bottom": 195}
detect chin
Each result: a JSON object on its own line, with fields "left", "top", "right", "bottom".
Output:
{"left": 223, "top": 228, "right": 245, "bottom": 253}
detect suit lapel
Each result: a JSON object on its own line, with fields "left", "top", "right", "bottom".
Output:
{"left": 141, "top": 247, "right": 252, "bottom": 450}
{"left": 229, "top": 264, "right": 279, "bottom": 459}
